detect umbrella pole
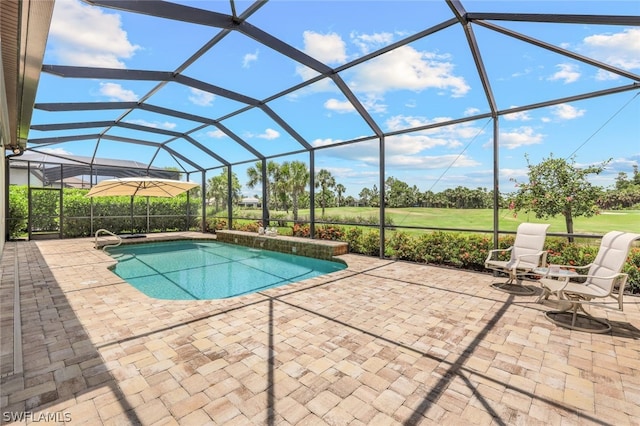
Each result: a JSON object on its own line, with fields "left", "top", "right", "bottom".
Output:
{"left": 146, "top": 196, "right": 150, "bottom": 233}
{"left": 130, "top": 196, "right": 134, "bottom": 234}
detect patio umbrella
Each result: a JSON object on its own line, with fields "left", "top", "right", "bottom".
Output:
{"left": 86, "top": 177, "right": 199, "bottom": 198}
{"left": 86, "top": 177, "right": 200, "bottom": 235}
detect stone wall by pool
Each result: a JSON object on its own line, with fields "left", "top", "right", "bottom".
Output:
{"left": 215, "top": 230, "right": 348, "bottom": 261}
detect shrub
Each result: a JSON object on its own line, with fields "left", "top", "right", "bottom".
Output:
{"left": 8, "top": 186, "right": 28, "bottom": 239}
{"left": 359, "top": 230, "right": 382, "bottom": 256}
{"left": 205, "top": 218, "right": 227, "bottom": 233}
{"left": 315, "top": 225, "right": 345, "bottom": 241}
{"left": 625, "top": 248, "right": 640, "bottom": 293}
{"left": 340, "top": 229, "right": 639, "bottom": 293}
{"left": 234, "top": 221, "right": 260, "bottom": 233}
{"left": 292, "top": 223, "right": 310, "bottom": 237}
{"left": 385, "top": 231, "right": 415, "bottom": 261}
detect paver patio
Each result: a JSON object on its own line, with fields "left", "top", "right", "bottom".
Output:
{"left": 1, "top": 233, "right": 639, "bottom": 425}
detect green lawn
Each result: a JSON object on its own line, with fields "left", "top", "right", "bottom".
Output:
{"left": 251, "top": 207, "right": 640, "bottom": 235}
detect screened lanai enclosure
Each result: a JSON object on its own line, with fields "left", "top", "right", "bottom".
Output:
{"left": 3, "top": 0, "right": 639, "bottom": 254}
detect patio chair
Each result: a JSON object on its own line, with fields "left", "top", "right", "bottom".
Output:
{"left": 485, "top": 222, "right": 550, "bottom": 294}
{"left": 540, "top": 231, "right": 640, "bottom": 333}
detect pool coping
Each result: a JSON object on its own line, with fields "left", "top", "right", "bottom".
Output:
{"left": 94, "top": 230, "right": 349, "bottom": 262}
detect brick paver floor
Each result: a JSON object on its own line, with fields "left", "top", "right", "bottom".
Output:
{"left": 1, "top": 233, "right": 639, "bottom": 425}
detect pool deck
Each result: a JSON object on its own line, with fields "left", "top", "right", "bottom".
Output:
{"left": 1, "top": 232, "right": 640, "bottom": 425}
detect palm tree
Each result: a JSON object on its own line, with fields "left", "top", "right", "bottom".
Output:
{"left": 246, "top": 160, "right": 279, "bottom": 210}
{"left": 246, "top": 161, "right": 263, "bottom": 193}
{"left": 273, "top": 163, "right": 290, "bottom": 212}
{"left": 207, "top": 167, "right": 242, "bottom": 212}
{"left": 287, "top": 161, "right": 309, "bottom": 221}
{"left": 207, "top": 173, "right": 226, "bottom": 212}
{"left": 335, "top": 183, "right": 346, "bottom": 207}
{"left": 315, "top": 169, "right": 335, "bottom": 217}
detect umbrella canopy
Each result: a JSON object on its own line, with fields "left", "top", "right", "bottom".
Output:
{"left": 86, "top": 177, "right": 199, "bottom": 198}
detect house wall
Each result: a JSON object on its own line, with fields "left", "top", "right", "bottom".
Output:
{"left": 1, "top": 153, "right": 5, "bottom": 254}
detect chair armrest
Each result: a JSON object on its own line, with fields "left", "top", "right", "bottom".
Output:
{"left": 550, "top": 273, "right": 629, "bottom": 311}
{"left": 545, "top": 263, "right": 593, "bottom": 272}
{"left": 546, "top": 272, "right": 627, "bottom": 292}
{"left": 485, "top": 246, "right": 512, "bottom": 263}
{"left": 513, "top": 251, "right": 546, "bottom": 269}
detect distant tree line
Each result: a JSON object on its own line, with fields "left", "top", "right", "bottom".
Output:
{"left": 204, "top": 159, "right": 640, "bottom": 219}
{"left": 598, "top": 165, "right": 640, "bottom": 210}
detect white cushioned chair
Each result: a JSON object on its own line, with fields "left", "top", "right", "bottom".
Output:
{"left": 485, "top": 222, "right": 550, "bottom": 294}
{"left": 540, "top": 231, "right": 640, "bottom": 333}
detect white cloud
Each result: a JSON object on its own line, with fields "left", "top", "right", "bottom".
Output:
{"left": 503, "top": 108, "right": 532, "bottom": 121}
{"left": 360, "top": 94, "right": 388, "bottom": 114}
{"left": 348, "top": 45, "right": 470, "bottom": 97}
{"left": 385, "top": 115, "right": 482, "bottom": 141}
{"left": 548, "top": 63, "right": 581, "bottom": 83}
{"left": 464, "top": 107, "right": 480, "bottom": 116}
{"left": 384, "top": 154, "right": 480, "bottom": 169}
{"left": 302, "top": 31, "right": 347, "bottom": 65}
{"left": 324, "top": 98, "right": 356, "bottom": 113}
{"left": 258, "top": 128, "right": 280, "bottom": 140}
{"left": 489, "top": 126, "right": 545, "bottom": 150}
{"left": 188, "top": 88, "right": 215, "bottom": 106}
{"left": 41, "top": 147, "right": 73, "bottom": 155}
{"left": 511, "top": 67, "right": 533, "bottom": 78}
{"left": 583, "top": 28, "right": 640, "bottom": 70}
{"left": 350, "top": 31, "right": 394, "bottom": 54}
{"left": 98, "top": 83, "right": 138, "bottom": 101}
{"left": 125, "top": 119, "right": 176, "bottom": 130}
{"left": 312, "top": 119, "right": 485, "bottom": 170}
{"left": 312, "top": 138, "right": 345, "bottom": 148}
{"left": 595, "top": 70, "right": 620, "bottom": 81}
{"left": 243, "top": 50, "right": 259, "bottom": 68}
{"left": 48, "top": 0, "right": 139, "bottom": 68}
{"left": 323, "top": 95, "right": 387, "bottom": 115}
{"left": 314, "top": 136, "right": 479, "bottom": 170}
{"left": 551, "top": 103, "right": 585, "bottom": 120}
{"left": 499, "top": 168, "right": 529, "bottom": 186}
{"left": 385, "top": 133, "right": 463, "bottom": 155}
{"left": 206, "top": 129, "right": 227, "bottom": 138}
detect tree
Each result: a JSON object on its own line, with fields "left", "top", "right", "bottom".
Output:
{"left": 207, "top": 168, "right": 241, "bottom": 213}
{"left": 335, "top": 184, "right": 346, "bottom": 207}
{"left": 315, "top": 169, "right": 335, "bottom": 217}
{"left": 358, "top": 187, "right": 371, "bottom": 206}
{"left": 511, "top": 154, "right": 610, "bottom": 242}
{"left": 283, "top": 160, "right": 309, "bottom": 221}
{"left": 601, "top": 164, "right": 640, "bottom": 209}
{"left": 246, "top": 160, "right": 279, "bottom": 215}
{"left": 207, "top": 173, "right": 226, "bottom": 212}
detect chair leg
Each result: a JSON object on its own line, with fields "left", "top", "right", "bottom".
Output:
{"left": 535, "top": 288, "right": 549, "bottom": 304}
{"left": 545, "top": 302, "right": 611, "bottom": 333}
{"left": 491, "top": 275, "right": 536, "bottom": 295}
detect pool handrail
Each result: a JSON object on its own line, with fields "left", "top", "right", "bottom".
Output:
{"left": 95, "top": 229, "right": 122, "bottom": 250}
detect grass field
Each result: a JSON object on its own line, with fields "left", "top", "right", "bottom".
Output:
{"left": 247, "top": 207, "right": 640, "bottom": 235}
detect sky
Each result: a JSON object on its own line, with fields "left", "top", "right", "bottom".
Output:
{"left": 28, "top": 0, "right": 640, "bottom": 198}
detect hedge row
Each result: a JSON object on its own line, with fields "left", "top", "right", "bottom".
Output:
{"left": 279, "top": 223, "right": 639, "bottom": 293}
{"left": 8, "top": 186, "right": 199, "bottom": 238}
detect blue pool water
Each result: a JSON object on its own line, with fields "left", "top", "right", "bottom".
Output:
{"left": 107, "top": 240, "right": 346, "bottom": 300}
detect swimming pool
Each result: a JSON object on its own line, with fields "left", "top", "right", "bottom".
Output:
{"left": 106, "top": 240, "right": 346, "bottom": 300}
